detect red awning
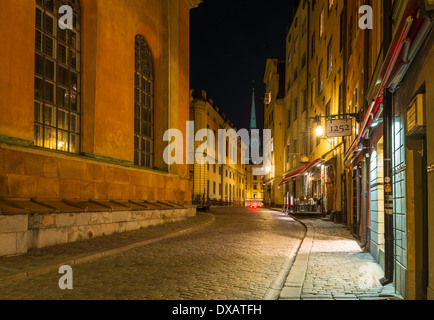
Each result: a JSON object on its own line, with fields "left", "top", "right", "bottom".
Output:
{"left": 278, "top": 159, "right": 322, "bottom": 187}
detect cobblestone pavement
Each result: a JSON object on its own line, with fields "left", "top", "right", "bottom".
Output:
{"left": 0, "top": 208, "right": 302, "bottom": 300}
{"left": 0, "top": 212, "right": 213, "bottom": 280}
{"left": 298, "top": 217, "right": 399, "bottom": 300}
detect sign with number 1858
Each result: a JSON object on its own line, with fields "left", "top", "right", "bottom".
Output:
{"left": 326, "top": 119, "right": 353, "bottom": 137}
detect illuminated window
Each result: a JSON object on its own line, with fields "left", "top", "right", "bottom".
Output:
{"left": 319, "top": 7, "right": 324, "bottom": 38}
{"left": 34, "top": 0, "right": 81, "bottom": 153}
{"left": 134, "top": 35, "right": 154, "bottom": 168}
{"left": 327, "top": 37, "right": 333, "bottom": 77}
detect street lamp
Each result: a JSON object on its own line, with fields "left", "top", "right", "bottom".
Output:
{"left": 315, "top": 125, "right": 324, "bottom": 137}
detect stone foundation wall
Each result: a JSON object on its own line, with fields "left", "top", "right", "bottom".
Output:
{"left": 0, "top": 207, "right": 196, "bottom": 257}
{"left": 0, "top": 144, "right": 192, "bottom": 203}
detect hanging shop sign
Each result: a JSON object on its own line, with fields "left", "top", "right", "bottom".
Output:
{"left": 326, "top": 119, "right": 353, "bottom": 137}
{"left": 407, "top": 94, "right": 425, "bottom": 137}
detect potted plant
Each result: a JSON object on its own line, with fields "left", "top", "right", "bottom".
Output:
{"left": 299, "top": 194, "right": 305, "bottom": 201}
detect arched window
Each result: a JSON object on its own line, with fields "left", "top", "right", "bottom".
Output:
{"left": 134, "top": 35, "right": 154, "bottom": 168}
{"left": 34, "top": 0, "right": 81, "bottom": 153}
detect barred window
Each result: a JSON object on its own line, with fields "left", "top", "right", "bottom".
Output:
{"left": 319, "top": 7, "right": 324, "bottom": 38}
{"left": 134, "top": 35, "right": 154, "bottom": 168}
{"left": 34, "top": 0, "right": 81, "bottom": 153}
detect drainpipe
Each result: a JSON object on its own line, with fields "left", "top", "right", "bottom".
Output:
{"left": 380, "top": 0, "right": 394, "bottom": 286}
{"left": 359, "top": 159, "right": 368, "bottom": 248}
{"left": 359, "top": 0, "right": 371, "bottom": 250}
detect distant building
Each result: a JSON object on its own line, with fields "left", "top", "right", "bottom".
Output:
{"left": 189, "top": 90, "right": 246, "bottom": 207}
{"left": 249, "top": 86, "right": 262, "bottom": 163}
{"left": 263, "top": 59, "right": 286, "bottom": 207}
{"left": 245, "top": 86, "right": 265, "bottom": 206}
{"left": 245, "top": 165, "right": 264, "bottom": 207}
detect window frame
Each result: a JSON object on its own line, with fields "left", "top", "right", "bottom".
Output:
{"left": 134, "top": 34, "right": 155, "bottom": 169}
{"left": 34, "top": 0, "right": 81, "bottom": 154}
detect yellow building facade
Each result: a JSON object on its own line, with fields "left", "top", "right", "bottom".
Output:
{"left": 190, "top": 90, "right": 246, "bottom": 207}
{"left": 307, "top": 0, "right": 346, "bottom": 216}
{"left": 283, "top": 0, "right": 310, "bottom": 207}
{"left": 281, "top": 0, "right": 346, "bottom": 215}
{"left": 245, "top": 165, "right": 264, "bottom": 207}
{"left": 282, "top": 0, "right": 347, "bottom": 215}
{"left": 263, "top": 59, "right": 285, "bottom": 207}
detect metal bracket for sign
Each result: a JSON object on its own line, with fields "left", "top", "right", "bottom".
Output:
{"left": 308, "top": 113, "right": 359, "bottom": 122}
{"left": 428, "top": 164, "right": 434, "bottom": 174}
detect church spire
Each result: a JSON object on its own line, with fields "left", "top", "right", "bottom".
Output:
{"left": 250, "top": 83, "right": 257, "bottom": 130}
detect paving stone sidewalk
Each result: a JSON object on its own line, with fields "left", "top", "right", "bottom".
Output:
{"left": 0, "top": 212, "right": 214, "bottom": 283}
{"left": 279, "top": 216, "right": 402, "bottom": 300}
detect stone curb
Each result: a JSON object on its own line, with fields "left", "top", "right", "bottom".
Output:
{"left": 0, "top": 213, "right": 216, "bottom": 285}
{"left": 263, "top": 209, "right": 307, "bottom": 300}
{"left": 279, "top": 216, "right": 315, "bottom": 300}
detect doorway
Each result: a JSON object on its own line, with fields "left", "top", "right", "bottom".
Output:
{"left": 408, "top": 135, "right": 428, "bottom": 299}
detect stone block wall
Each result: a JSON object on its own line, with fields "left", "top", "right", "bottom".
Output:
{"left": 0, "top": 206, "right": 196, "bottom": 257}
{"left": 0, "top": 215, "right": 28, "bottom": 257}
{"left": 0, "top": 145, "right": 192, "bottom": 203}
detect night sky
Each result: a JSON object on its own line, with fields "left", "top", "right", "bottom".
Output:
{"left": 190, "top": 0, "right": 297, "bottom": 131}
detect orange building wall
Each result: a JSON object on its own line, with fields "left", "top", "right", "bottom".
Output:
{"left": 177, "top": 0, "right": 191, "bottom": 179}
{"left": 0, "top": 0, "right": 195, "bottom": 204}
{"left": 0, "top": 0, "right": 35, "bottom": 142}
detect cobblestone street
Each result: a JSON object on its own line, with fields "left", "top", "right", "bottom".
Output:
{"left": 0, "top": 208, "right": 302, "bottom": 300}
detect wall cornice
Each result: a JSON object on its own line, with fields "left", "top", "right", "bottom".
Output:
{"left": 183, "top": 0, "right": 201, "bottom": 10}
